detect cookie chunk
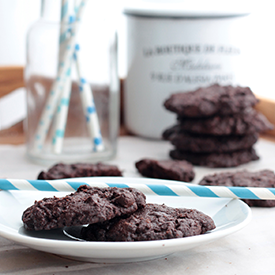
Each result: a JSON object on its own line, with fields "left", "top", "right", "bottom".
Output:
{"left": 177, "top": 109, "right": 273, "bottom": 136}
{"left": 199, "top": 170, "right": 275, "bottom": 207}
{"left": 169, "top": 132, "right": 258, "bottom": 153}
{"left": 22, "top": 185, "right": 146, "bottom": 231}
{"left": 37, "top": 162, "right": 122, "bottom": 180}
{"left": 135, "top": 158, "right": 195, "bottom": 182}
{"left": 81, "top": 203, "right": 216, "bottom": 241}
{"left": 164, "top": 84, "right": 258, "bottom": 118}
{"left": 170, "top": 147, "right": 259, "bottom": 168}
{"left": 162, "top": 124, "right": 179, "bottom": 141}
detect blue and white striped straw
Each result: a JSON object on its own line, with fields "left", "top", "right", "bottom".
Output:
{"left": 52, "top": 0, "right": 74, "bottom": 153}
{"left": 74, "top": 44, "right": 104, "bottom": 151}
{"left": 1, "top": 179, "right": 275, "bottom": 200}
{"left": 50, "top": 0, "right": 103, "bottom": 153}
{"left": 32, "top": 0, "right": 88, "bottom": 153}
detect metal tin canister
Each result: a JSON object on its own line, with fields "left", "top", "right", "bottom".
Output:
{"left": 124, "top": 1, "right": 251, "bottom": 139}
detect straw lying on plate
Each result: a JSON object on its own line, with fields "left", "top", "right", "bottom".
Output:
{"left": 0, "top": 179, "right": 275, "bottom": 200}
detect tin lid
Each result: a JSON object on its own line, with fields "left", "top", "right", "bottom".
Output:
{"left": 123, "top": 0, "right": 252, "bottom": 18}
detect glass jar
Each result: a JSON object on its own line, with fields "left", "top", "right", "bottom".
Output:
{"left": 25, "top": 0, "right": 119, "bottom": 165}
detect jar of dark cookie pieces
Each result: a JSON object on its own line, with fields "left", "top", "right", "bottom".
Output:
{"left": 25, "top": 0, "right": 119, "bottom": 165}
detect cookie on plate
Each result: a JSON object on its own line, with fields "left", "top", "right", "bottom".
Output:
{"left": 169, "top": 147, "right": 259, "bottom": 168}
{"left": 135, "top": 158, "right": 195, "bottom": 182}
{"left": 37, "top": 162, "right": 123, "bottom": 180}
{"left": 169, "top": 132, "right": 258, "bottom": 153}
{"left": 22, "top": 185, "right": 146, "bottom": 231}
{"left": 176, "top": 109, "right": 273, "bottom": 136}
{"left": 199, "top": 169, "right": 275, "bottom": 207}
{"left": 164, "top": 84, "right": 258, "bottom": 117}
{"left": 81, "top": 203, "right": 216, "bottom": 241}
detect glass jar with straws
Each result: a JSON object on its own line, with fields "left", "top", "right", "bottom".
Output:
{"left": 25, "top": 0, "right": 119, "bottom": 164}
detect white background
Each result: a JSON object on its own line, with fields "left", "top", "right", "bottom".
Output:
{"left": 0, "top": 0, "right": 274, "bottom": 129}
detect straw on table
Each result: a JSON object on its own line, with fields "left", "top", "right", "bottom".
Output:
{"left": 1, "top": 179, "right": 275, "bottom": 200}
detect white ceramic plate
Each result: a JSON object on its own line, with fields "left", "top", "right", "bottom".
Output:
{"left": 0, "top": 177, "right": 251, "bottom": 263}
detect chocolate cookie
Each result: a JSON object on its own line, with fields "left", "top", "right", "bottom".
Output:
{"left": 22, "top": 185, "right": 146, "bottom": 231}
{"left": 169, "top": 132, "right": 258, "bottom": 153}
{"left": 164, "top": 84, "right": 258, "bottom": 118}
{"left": 81, "top": 203, "right": 216, "bottom": 241}
{"left": 176, "top": 109, "right": 273, "bottom": 136}
{"left": 135, "top": 158, "right": 195, "bottom": 182}
{"left": 170, "top": 147, "right": 259, "bottom": 167}
{"left": 37, "top": 162, "right": 123, "bottom": 180}
{"left": 199, "top": 170, "right": 275, "bottom": 207}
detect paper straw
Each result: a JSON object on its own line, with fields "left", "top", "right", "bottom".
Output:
{"left": 74, "top": 0, "right": 82, "bottom": 12}
{"left": 51, "top": 64, "right": 72, "bottom": 153}
{"left": 32, "top": 0, "right": 88, "bottom": 153}
{"left": 53, "top": 0, "right": 104, "bottom": 153}
{"left": 56, "top": 0, "right": 104, "bottom": 152}
{"left": 1, "top": 179, "right": 275, "bottom": 200}
{"left": 52, "top": 1, "right": 74, "bottom": 153}
{"left": 59, "top": 0, "right": 72, "bottom": 58}
{"left": 74, "top": 44, "right": 104, "bottom": 151}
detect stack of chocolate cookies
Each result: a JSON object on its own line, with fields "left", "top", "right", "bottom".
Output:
{"left": 163, "top": 84, "right": 273, "bottom": 168}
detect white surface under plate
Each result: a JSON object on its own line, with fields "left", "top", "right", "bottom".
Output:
{"left": 0, "top": 177, "right": 251, "bottom": 263}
